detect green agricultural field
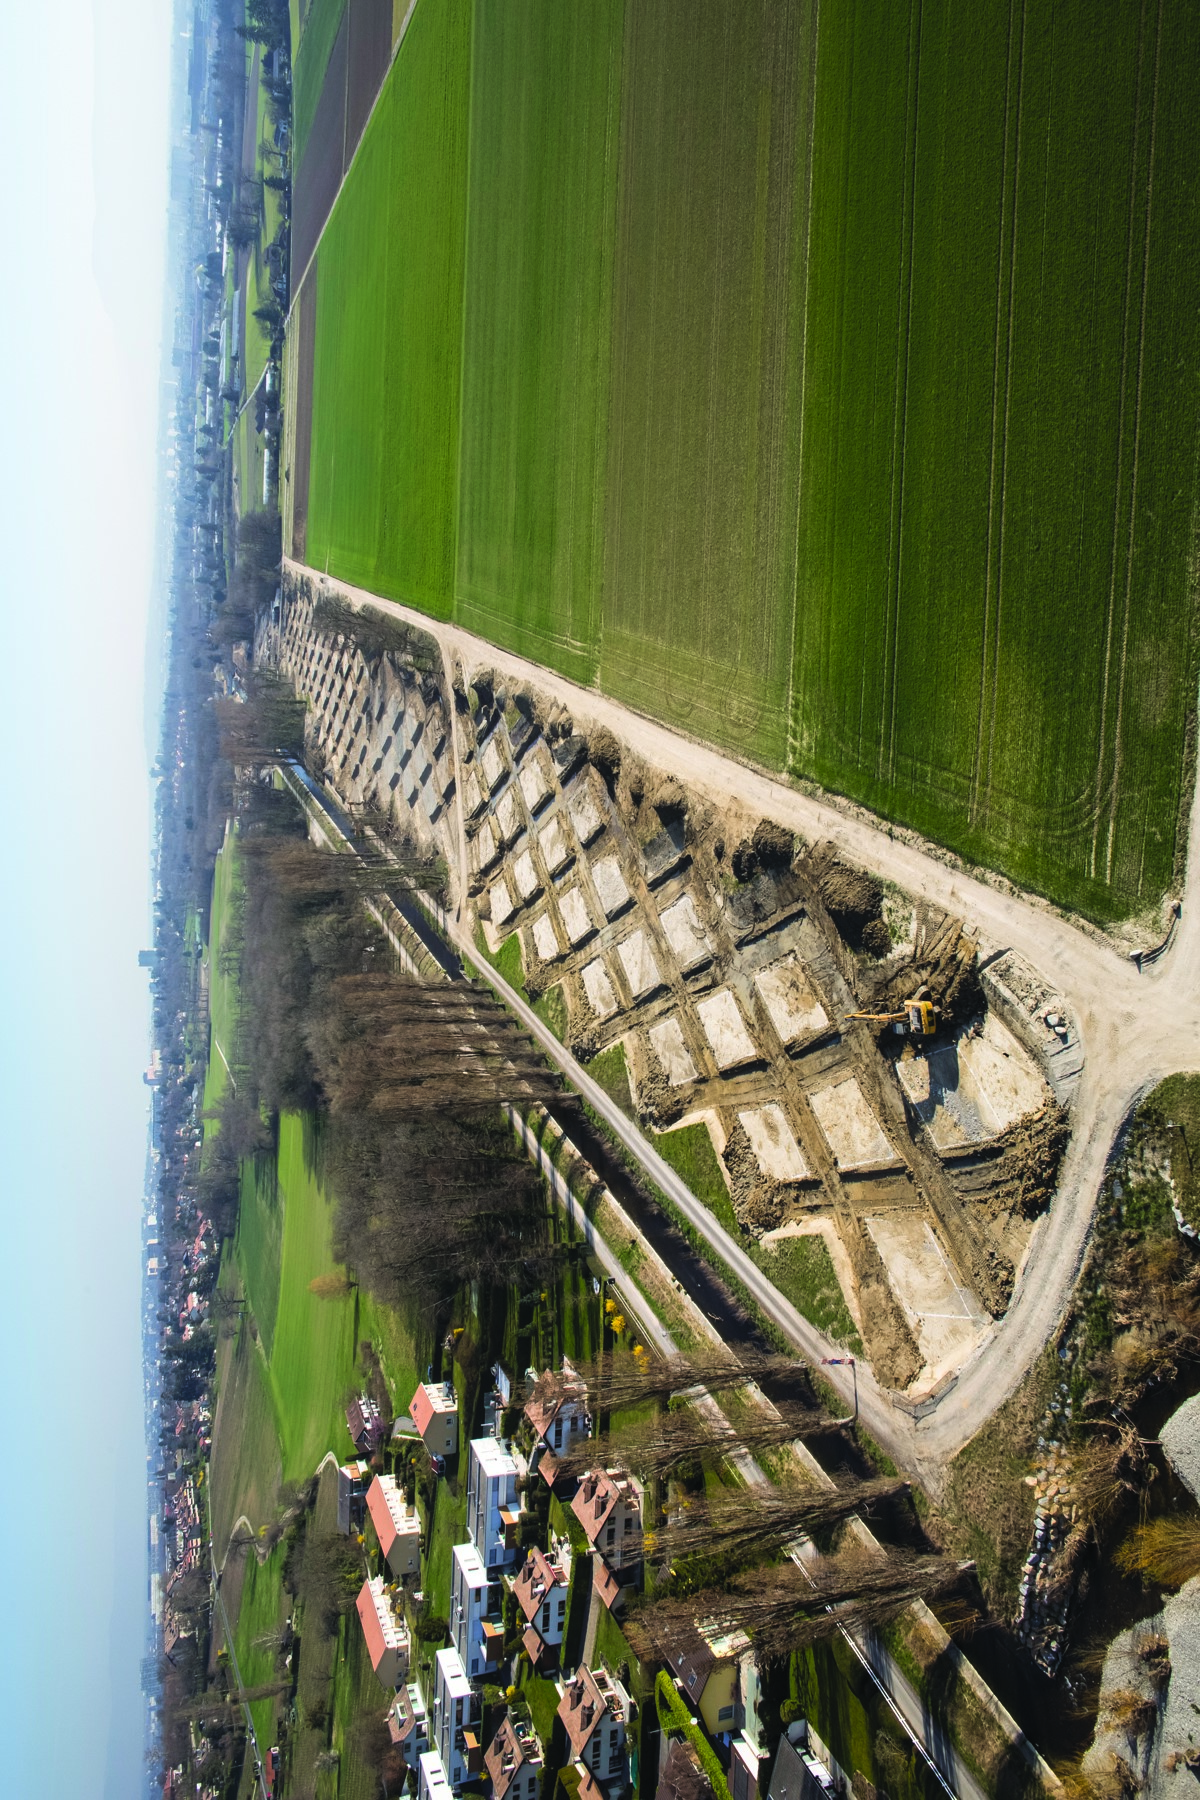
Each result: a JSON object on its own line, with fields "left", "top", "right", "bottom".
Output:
{"left": 305, "top": 0, "right": 471, "bottom": 613}
{"left": 231, "top": 1548, "right": 287, "bottom": 1766}
{"left": 295, "top": 0, "right": 1200, "bottom": 921}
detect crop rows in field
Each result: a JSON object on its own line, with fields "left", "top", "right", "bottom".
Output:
{"left": 296, "top": 0, "right": 1200, "bottom": 920}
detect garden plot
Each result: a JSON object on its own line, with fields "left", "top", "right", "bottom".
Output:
{"left": 809, "top": 1078, "right": 896, "bottom": 1170}
{"left": 738, "top": 1105, "right": 811, "bottom": 1182}
{"left": 754, "top": 955, "right": 829, "bottom": 1044}
{"left": 696, "top": 990, "right": 760, "bottom": 1071}
{"left": 895, "top": 1013, "right": 1050, "bottom": 1149}
{"left": 648, "top": 1016, "right": 697, "bottom": 1086}
{"left": 863, "top": 1213, "right": 987, "bottom": 1377}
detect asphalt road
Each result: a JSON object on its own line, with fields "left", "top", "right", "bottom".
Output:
{"left": 281, "top": 561, "right": 1200, "bottom": 1488}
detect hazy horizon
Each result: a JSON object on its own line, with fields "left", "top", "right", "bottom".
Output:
{"left": 0, "top": 3, "right": 172, "bottom": 1794}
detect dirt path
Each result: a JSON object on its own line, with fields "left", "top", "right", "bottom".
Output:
{"left": 284, "top": 561, "right": 1200, "bottom": 1481}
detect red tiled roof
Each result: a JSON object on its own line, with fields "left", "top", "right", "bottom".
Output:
{"left": 576, "top": 1763, "right": 605, "bottom": 1800}
{"left": 571, "top": 1471, "right": 619, "bottom": 1544}
{"left": 408, "top": 1381, "right": 453, "bottom": 1438}
{"left": 514, "top": 1547, "right": 566, "bottom": 1622}
{"left": 538, "top": 1447, "right": 561, "bottom": 1488}
{"left": 558, "top": 1668, "right": 608, "bottom": 1758}
{"left": 522, "top": 1624, "right": 546, "bottom": 1665}
{"left": 356, "top": 1579, "right": 389, "bottom": 1674}
{"left": 593, "top": 1557, "right": 622, "bottom": 1612}
{"left": 367, "top": 1477, "right": 399, "bottom": 1557}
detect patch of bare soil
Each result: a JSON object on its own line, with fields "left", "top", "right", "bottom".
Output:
{"left": 841, "top": 1212, "right": 923, "bottom": 1391}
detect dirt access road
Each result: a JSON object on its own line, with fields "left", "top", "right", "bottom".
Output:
{"left": 286, "top": 561, "right": 1200, "bottom": 1487}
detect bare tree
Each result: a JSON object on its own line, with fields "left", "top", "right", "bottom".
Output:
{"left": 653, "top": 1478, "right": 909, "bottom": 1567}
{"left": 562, "top": 1402, "right": 837, "bottom": 1487}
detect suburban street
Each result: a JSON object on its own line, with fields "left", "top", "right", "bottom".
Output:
{"left": 284, "top": 560, "right": 1200, "bottom": 1487}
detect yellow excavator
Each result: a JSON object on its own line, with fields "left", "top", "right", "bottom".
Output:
{"left": 845, "top": 986, "right": 938, "bottom": 1038}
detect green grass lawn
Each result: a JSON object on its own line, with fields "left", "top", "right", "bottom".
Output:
{"left": 297, "top": 0, "right": 1200, "bottom": 922}
{"left": 231, "top": 1547, "right": 287, "bottom": 1763}
{"left": 209, "top": 1290, "right": 285, "bottom": 1557}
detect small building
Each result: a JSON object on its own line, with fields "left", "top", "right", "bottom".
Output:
{"left": 409, "top": 1380, "right": 459, "bottom": 1458}
{"left": 347, "top": 1393, "right": 384, "bottom": 1456}
{"left": 512, "top": 1545, "right": 569, "bottom": 1666}
{"left": 389, "top": 1680, "right": 431, "bottom": 1768}
{"left": 418, "top": 1748, "right": 454, "bottom": 1800}
{"left": 433, "top": 1646, "right": 481, "bottom": 1789}
{"left": 666, "top": 1621, "right": 753, "bottom": 1741}
{"left": 337, "top": 1460, "right": 370, "bottom": 1536}
{"left": 558, "top": 1665, "right": 631, "bottom": 1787}
{"left": 466, "top": 1436, "right": 523, "bottom": 1573}
{"left": 367, "top": 1474, "right": 422, "bottom": 1577}
{"left": 450, "top": 1540, "right": 504, "bottom": 1679}
{"left": 356, "top": 1576, "right": 411, "bottom": 1690}
{"left": 524, "top": 1357, "right": 591, "bottom": 1480}
{"left": 571, "top": 1468, "right": 644, "bottom": 1573}
{"left": 766, "top": 1723, "right": 841, "bottom": 1800}
{"left": 485, "top": 1713, "right": 544, "bottom": 1800}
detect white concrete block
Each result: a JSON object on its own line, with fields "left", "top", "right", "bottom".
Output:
{"left": 532, "top": 914, "right": 560, "bottom": 962}
{"left": 754, "top": 956, "right": 829, "bottom": 1044}
{"left": 559, "top": 887, "right": 594, "bottom": 946}
{"left": 512, "top": 849, "right": 542, "bottom": 903}
{"left": 539, "top": 815, "right": 572, "bottom": 876}
{"left": 568, "top": 775, "right": 605, "bottom": 845}
{"left": 496, "top": 787, "right": 522, "bottom": 844}
{"left": 809, "top": 1078, "right": 896, "bottom": 1170}
{"left": 490, "top": 879, "right": 515, "bottom": 929}
{"left": 518, "top": 750, "right": 553, "bottom": 814}
{"left": 481, "top": 737, "right": 506, "bottom": 791}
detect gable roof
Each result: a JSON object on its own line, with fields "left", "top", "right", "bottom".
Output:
{"left": 356, "top": 1578, "right": 392, "bottom": 1674}
{"left": 524, "top": 1358, "right": 589, "bottom": 1441}
{"left": 558, "top": 1667, "right": 618, "bottom": 1758}
{"left": 366, "top": 1474, "right": 416, "bottom": 1558}
{"left": 513, "top": 1546, "right": 567, "bottom": 1622}
{"left": 571, "top": 1468, "right": 639, "bottom": 1544}
{"left": 485, "top": 1715, "right": 542, "bottom": 1800}
{"left": 409, "top": 1380, "right": 455, "bottom": 1438}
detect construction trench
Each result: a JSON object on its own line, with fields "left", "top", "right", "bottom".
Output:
{"left": 260, "top": 578, "right": 1086, "bottom": 1398}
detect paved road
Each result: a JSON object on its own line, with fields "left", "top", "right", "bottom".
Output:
{"left": 281, "top": 562, "right": 1200, "bottom": 1485}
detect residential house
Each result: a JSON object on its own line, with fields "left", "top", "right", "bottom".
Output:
{"left": 450, "top": 1540, "right": 504, "bottom": 1679}
{"left": 409, "top": 1380, "right": 459, "bottom": 1458}
{"left": 571, "top": 1468, "right": 643, "bottom": 1606}
{"left": 557, "top": 1665, "right": 631, "bottom": 1791}
{"left": 347, "top": 1393, "right": 384, "bottom": 1456}
{"left": 485, "top": 1713, "right": 544, "bottom": 1800}
{"left": 418, "top": 1749, "right": 454, "bottom": 1800}
{"left": 524, "top": 1357, "right": 591, "bottom": 1484}
{"left": 512, "top": 1544, "right": 569, "bottom": 1667}
{"left": 433, "top": 1645, "right": 481, "bottom": 1789}
{"left": 388, "top": 1681, "right": 431, "bottom": 1768}
{"left": 466, "top": 1436, "right": 523, "bottom": 1573}
{"left": 356, "top": 1576, "right": 411, "bottom": 1690}
{"left": 337, "top": 1461, "right": 370, "bottom": 1536}
{"left": 766, "top": 1723, "right": 842, "bottom": 1800}
{"left": 367, "top": 1474, "right": 422, "bottom": 1577}
{"left": 666, "top": 1621, "right": 753, "bottom": 1741}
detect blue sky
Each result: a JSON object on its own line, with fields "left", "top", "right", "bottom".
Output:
{"left": 0, "top": 2, "right": 170, "bottom": 1794}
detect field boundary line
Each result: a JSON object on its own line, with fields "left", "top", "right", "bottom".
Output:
{"left": 785, "top": 0, "right": 820, "bottom": 779}
{"left": 1104, "top": 0, "right": 1164, "bottom": 886}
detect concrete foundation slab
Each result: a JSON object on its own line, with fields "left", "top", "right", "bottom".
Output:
{"left": 582, "top": 958, "right": 617, "bottom": 1019}
{"left": 496, "top": 788, "right": 522, "bottom": 845}
{"left": 649, "top": 1017, "right": 697, "bottom": 1086}
{"left": 512, "top": 849, "right": 542, "bottom": 903}
{"left": 540, "top": 815, "right": 572, "bottom": 876}
{"left": 518, "top": 750, "right": 553, "bottom": 814}
{"left": 532, "top": 914, "right": 560, "bottom": 963}
{"left": 568, "top": 773, "right": 605, "bottom": 845}
{"left": 592, "top": 856, "right": 631, "bottom": 918}
{"left": 490, "top": 878, "right": 515, "bottom": 929}
{"left": 738, "top": 1105, "right": 811, "bottom": 1181}
{"left": 863, "top": 1212, "right": 986, "bottom": 1377}
{"left": 696, "top": 989, "right": 760, "bottom": 1070}
{"left": 559, "top": 887, "right": 594, "bottom": 946}
{"left": 960, "top": 1012, "right": 1050, "bottom": 1135}
{"left": 618, "top": 930, "right": 662, "bottom": 999}
{"left": 481, "top": 737, "right": 506, "bottom": 791}
{"left": 809, "top": 1078, "right": 896, "bottom": 1169}
{"left": 754, "top": 956, "right": 829, "bottom": 1044}
{"left": 660, "top": 894, "right": 710, "bottom": 970}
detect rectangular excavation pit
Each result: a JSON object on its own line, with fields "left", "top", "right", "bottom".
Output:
{"left": 809, "top": 1078, "right": 897, "bottom": 1170}
{"left": 696, "top": 989, "right": 760, "bottom": 1071}
{"left": 591, "top": 855, "right": 632, "bottom": 918}
{"left": 648, "top": 1016, "right": 697, "bottom": 1086}
{"left": 539, "top": 815, "right": 573, "bottom": 877}
{"left": 753, "top": 955, "right": 829, "bottom": 1044}
{"left": 582, "top": 958, "right": 618, "bottom": 1019}
{"left": 518, "top": 749, "right": 554, "bottom": 814}
{"left": 738, "top": 1104, "right": 812, "bottom": 1182}
{"left": 617, "top": 930, "right": 663, "bottom": 999}
{"left": 567, "top": 771, "right": 606, "bottom": 845}
{"left": 660, "top": 894, "right": 710, "bottom": 970}
{"left": 531, "top": 913, "right": 560, "bottom": 963}
{"left": 489, "top": 878, "right": 515, "bottom": 929}
{"left": 895, "top": 1012, "right": 1051, "bottom": 1149}
{"left": 512, "top": 849, "right": 542, "bottom": 904}
{"left": 558, "top": 886, "right": 595, "bottom": 946}
{"left": 496, "top": 787, "right": 523, "bottom": 845}
{"left": 863, "top": 1212, "right": 987, "bottom": 1377}
{"left": 480, "top": 736, "right": 506, "bottom": 791}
